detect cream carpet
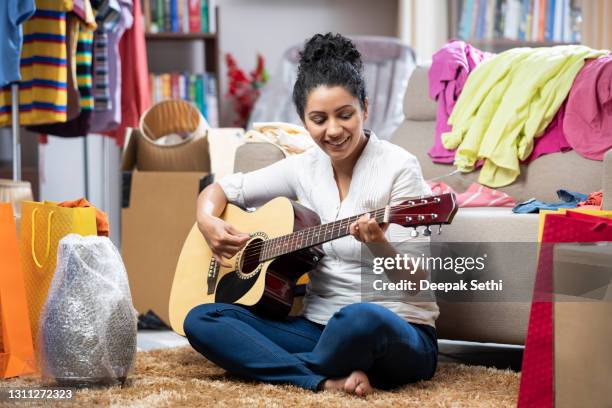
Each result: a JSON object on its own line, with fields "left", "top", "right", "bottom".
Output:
{"left": 3, "top": 347, "right": 519, "bottom": 407}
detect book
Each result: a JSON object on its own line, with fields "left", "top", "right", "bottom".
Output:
{"left": 201, "top": 0, "right": 209, "bottom": 33}
{"left": 504, "top": 0, "right": 521, "bottom": 40}
{"left": 485, "top": 0, "right": 497, "bottom": 39}
{"left": 171, "top": 73, "right": 180, "bottom": 99}
{"left": 189, "top": 0, "right": 201, "bottom": 32}
{"left": 208, "top": 0, "right": 216, "bottom": 33}
{"left": 545, "top": 0, "right": 555, "bottom": 41}
{"left": 553, "top": 0, "right": 563, "bottom": 41}
{"left": 182, "top": 0, "right": 189, "bottom": 33}
{"left": 170, "top": 0, "right": 178, "bottom": 32}
{"left": 538, "top": 0, "right": 546, "bottom": 41}
{"left": 144, "top": 0, "right": 152, "bottom": 33}
{"left": 195, "top": 75, "right": 206, "bottom": 118}
{"left": 162, "top": 0, "right": 170, "bottom": 32}
{"left": 205, "top": 73, "right": 219, "bottom": 127}
{"left": 459, "top": 0, "right": 474, "bottom": 39}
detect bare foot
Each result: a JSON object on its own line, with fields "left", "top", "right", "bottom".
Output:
{"left": 322, "top": 370, "right": 372, "bottom": 397}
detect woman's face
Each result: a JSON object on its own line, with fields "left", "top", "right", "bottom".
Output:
{"left": 303, "top": 85, "right": 368, "bottom": 163}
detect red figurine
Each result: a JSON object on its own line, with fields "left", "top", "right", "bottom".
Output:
{"left": 226, "top": 53, "right": 269, "bottom": 127}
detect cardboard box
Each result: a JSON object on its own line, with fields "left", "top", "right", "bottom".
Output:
{"left": 121, "top": 128, "right": 213, "bottom": 326}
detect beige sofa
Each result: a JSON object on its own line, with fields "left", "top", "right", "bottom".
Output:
{"left": 232, "top": 64, "right": 612, "bottom": 345}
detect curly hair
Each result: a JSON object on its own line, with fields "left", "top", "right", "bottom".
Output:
{"left": 292, "top": 33, "right": 367, "bottom": 120}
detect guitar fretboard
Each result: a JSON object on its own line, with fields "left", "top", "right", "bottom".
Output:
{"left": 259, "top": 208, "right": 387, "bottom": 262}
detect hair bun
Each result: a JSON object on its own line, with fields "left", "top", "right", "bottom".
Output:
{"left": 299, "top": 33, "right": 363, "bottom": 72}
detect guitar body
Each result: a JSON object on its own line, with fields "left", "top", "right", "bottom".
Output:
{"left": 169, "top": 197, "right": 323, "bottom": 335}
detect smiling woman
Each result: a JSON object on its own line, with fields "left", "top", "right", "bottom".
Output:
{"left": 188, "top": 32, "right": 439, "bottom": 397}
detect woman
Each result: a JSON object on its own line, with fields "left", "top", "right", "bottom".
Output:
{"left": 185, "top": 33, "right": 439, "bottom": 396}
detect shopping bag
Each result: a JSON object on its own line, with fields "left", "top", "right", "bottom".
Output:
{"left": 19, "top": 201, "right": 97, "bottom": 348}
{"left": 0, "top": 203, "right": 36, "bottom": 378}
{"left": 519, "top": 211, "right": 612, "bottom": 408}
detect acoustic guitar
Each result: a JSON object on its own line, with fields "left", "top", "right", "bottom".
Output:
{"left": 169, "top": 193, "right": 457, "bottom": 335}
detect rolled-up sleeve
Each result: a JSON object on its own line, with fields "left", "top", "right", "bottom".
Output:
{"left": 217, "top": 154, "right": 300, "bottom": 209}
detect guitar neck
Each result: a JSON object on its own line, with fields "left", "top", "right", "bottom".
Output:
{"left": 259, "top": 208, "right": 387, "bottom": 262}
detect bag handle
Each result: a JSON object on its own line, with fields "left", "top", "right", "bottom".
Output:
{"left": 31, "top": 207, "right": 54, "bottom": 269}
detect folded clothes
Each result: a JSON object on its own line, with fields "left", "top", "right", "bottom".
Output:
{"left": 427, "top": 181, "right": 516, "bottom": 208}
{"left": 512, "top": 190, "right": 589, "bottom": 214}
{"left": 245, "top": 122, "right": 315, "bottom": 156}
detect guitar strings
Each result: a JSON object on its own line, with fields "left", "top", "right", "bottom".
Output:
{"left": 238, "top": 201, "right": 441, "bottom": 264}
{"left": 234, "top": 200, "right": 444, "bottom": 265}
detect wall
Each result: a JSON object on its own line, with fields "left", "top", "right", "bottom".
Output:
{"left": 217, "top": 0, "right": 399, "bottom": 126}
{"left": 39, "top": 135, "right": 122, "bottom": 246}
{"left": 398, "top": 0, "right": 448, "bottom": 63}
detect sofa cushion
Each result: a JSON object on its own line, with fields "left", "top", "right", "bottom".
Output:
{"left": 403, "top": 64, "right": 437, "bottom": 121}
{"left": 431, "top": 207, "right": 540, "bottom": 242}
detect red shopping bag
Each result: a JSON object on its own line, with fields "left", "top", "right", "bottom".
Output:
{"left": 519, "top": 212, "right": 612, "bottom": 408}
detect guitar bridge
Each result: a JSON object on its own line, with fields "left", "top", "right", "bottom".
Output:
{"left": 206, "top": 259, "right": 220, "bottom": 295}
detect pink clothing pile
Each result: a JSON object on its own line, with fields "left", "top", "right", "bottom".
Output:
{"left": 563, "top": 54, "right": 612, "bottom": 160}
{"left": 428, "top": 42, "right": 612, "bottom": 167}
{"left": 428, "top": 40, "right": 492, "bottom": 164}
{"left": 428, "top": 181, "right": 517, "bottom": 208}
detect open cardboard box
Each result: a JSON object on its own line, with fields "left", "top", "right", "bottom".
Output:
{"left": 121, "top": 127, "right": 213, "bottom": 327}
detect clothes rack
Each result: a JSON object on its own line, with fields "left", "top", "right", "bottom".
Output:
{"left": 11, "top": 84, "right": 20, "bottom": 182}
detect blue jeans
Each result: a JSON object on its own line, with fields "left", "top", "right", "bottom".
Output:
{"left": 183, "top": 302, "right": 438, "bottom": 391}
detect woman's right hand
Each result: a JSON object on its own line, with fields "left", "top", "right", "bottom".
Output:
{"left": 198, "top": 215, "right": 251, "bottom": 268}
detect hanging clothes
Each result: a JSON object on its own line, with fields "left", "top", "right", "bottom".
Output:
{"left": 89, "top": 0, "right": 132, "bottom": 134}
{"left": 64, "top": 13, "right": 81, "bottom": 120}
{"left": 0, "top": 0, "right": 72, "bottom": 127}
{"left": 442, "top": 46, "right": 607, "bottom": 188}
{"left": 104, "top": 0, "right": 149, "bottom": 146}
{"left": 92, "top": 0, "right": 121, "bottom": 112}
{"left": 0, "top": 0, "right": 36, "bottom": 87}
{"left": 27, "top": 8, "right": 96, "bottom": 137}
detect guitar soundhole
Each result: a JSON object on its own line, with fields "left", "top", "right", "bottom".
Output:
{"left": 239, "top": 237, "right": 264, "bottom": 277}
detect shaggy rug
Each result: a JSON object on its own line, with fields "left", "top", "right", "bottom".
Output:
{"left": 2, "top": 347, "right": 519, "bottom": 407}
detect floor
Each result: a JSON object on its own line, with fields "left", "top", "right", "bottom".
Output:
{"left": 137, "top": 330, "right": 524, "bottom": 372}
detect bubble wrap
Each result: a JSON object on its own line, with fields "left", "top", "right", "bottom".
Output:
{"left": 39, "top": 234, "right": 137, "bottom": 386}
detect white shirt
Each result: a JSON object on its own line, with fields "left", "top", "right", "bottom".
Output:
{"left": 219, "top": 131, "right": 440, "bottom": 327}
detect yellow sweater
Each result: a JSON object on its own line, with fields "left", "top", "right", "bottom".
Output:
{"left": 442, "top": 45, "right": 607, "bottom": 187}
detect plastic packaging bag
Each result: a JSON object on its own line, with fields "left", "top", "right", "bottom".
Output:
{"left": 39, "top": 234, "right": 137, "bottom": 386}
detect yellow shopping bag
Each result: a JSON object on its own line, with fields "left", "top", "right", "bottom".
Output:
{"left": 0, "top": 203, "right": 36, "bottom": 378}
{"left": 19, "top": 201, "right": 97, "bottom": 348}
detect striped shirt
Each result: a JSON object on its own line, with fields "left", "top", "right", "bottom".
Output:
{"left": 0, "top": 0, "right": 71, "bottom": 126}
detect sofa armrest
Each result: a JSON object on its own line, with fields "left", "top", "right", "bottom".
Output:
{"left": 603, "top": 149, "right": 612, "bottom": 211}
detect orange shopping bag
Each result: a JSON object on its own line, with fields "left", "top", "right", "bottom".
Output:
{"left": 19, "top": 201, "right": 97, "bottom": 350}
{"left": 0, "top": 203, "right": 36, "bottom": 378}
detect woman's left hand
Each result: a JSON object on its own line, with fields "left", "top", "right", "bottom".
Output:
{"left": 349, "top": 213, "right": 389, "bottom": 243}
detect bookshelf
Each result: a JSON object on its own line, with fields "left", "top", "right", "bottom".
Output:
{"left": 144, "top": 2, "right": 221, "bottom": 127}
{"left": 448, "top": 0, "right": 583, "bottom": 53}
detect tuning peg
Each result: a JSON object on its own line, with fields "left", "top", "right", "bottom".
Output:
{"left": 437, "top": 224, "right": 442, "bottom": 235}
{"left": 410, "top": 228, "right": 419, "bottom": 238}
{"left": 423, "top": 226, "right": 432, "bottom": 236}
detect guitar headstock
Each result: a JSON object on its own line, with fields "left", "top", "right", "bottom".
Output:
{"left": 389, "top": 193, "right": 458, "bottom": 229}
